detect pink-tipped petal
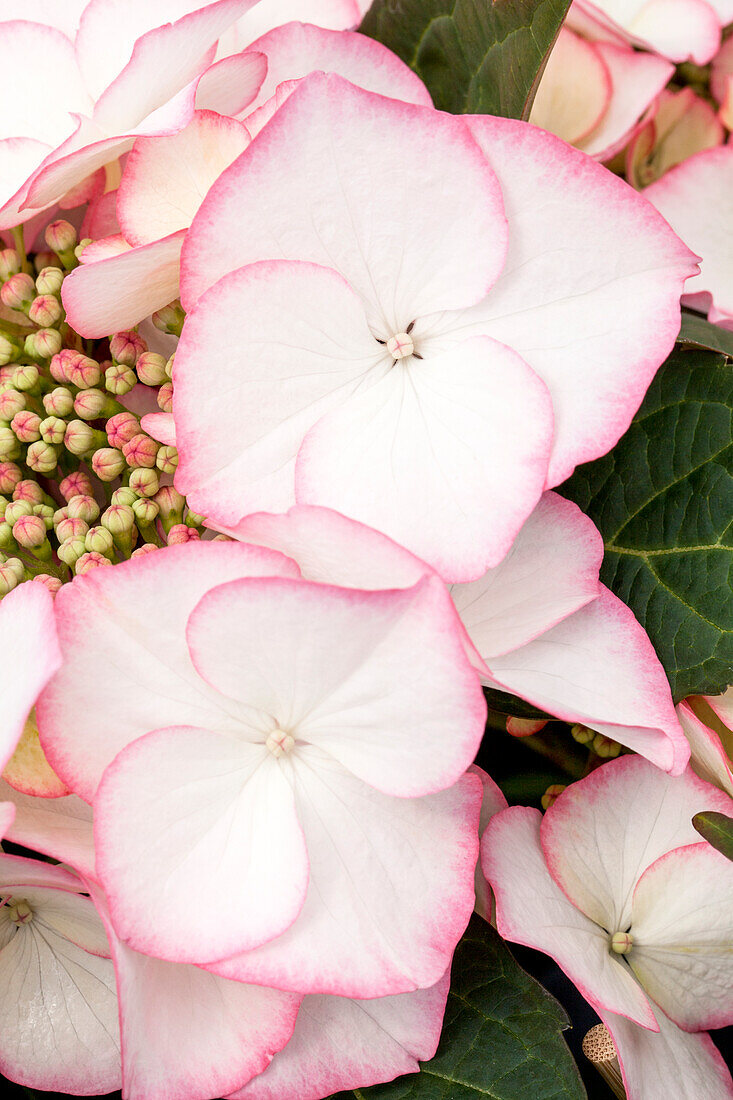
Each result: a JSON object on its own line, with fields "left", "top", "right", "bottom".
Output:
{"left": 181, "top": 73, "right": 507, "bottom": 322}
{"left": 231, "top": 973, "right": 450, "bottom": 1100}
{"left": 95, "top": 726, "right": 308, "bottom": 963}
{"left": 530, "top": 29, "right": 612, "bottom": 145}
{"left": 471, "top": 763, "right": 508, "bottom": 922}
{"left": 677, "top": 701, "right": 733, "bottom": 797}
{"left": 37, "top": 541, "right": 300, "bottom": 803}
{"left": 482, "top": 806, "right": 657, "bottom": 1027}
{"left": 706, "top": 688, "right": 733, "bottom": 730}
{"left": 0, "top": 581, "right": 61, "bottom": 774}
{"left": 630, "top": 842, "right": 733, "bottom": 1030}
{"left": 295, "top": 336, "right": 553, "bottom": 580}
{"left": 140, "top": 411, "right": 176, "bottom": 446}
{"left": 209, "top": 763, "right": 481, "bottom": 997}
{"left": 0, "top": 851, "right": 82, "bottom": 893}
{"left": 540, "top": 755, "right": 733, "bottom": 933}
{"left": 628, "top": 0, "right": 722, "bottom": 64}
{"left": 0, "top": 778, "right": 96, "bottom": 879}
{"left": 62, "top": 230, "right": 185, "bottom": 337}
{"left": 118, "top": 111, "right": 250, "bottom": 246}
{"left": 486, "top": 586, "right": 689, "bottom": 774}
{"left": 218, "top": 0, "right": 361, "bottom": 55}
{"left": 78, "top": 233, "right": 131, "bottom": 263}
{"left": 426, "top": 115, "right": 696, "bottom": 486}
{"left": 448, "top": 492, "right": 602, "bottom": 659}
{"left": 195, "top": 51, "right": 267, "bottom": 115}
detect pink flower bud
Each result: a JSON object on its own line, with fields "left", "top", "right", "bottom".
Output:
{"left": 12, "top": 513, "right": 47, "bottom": 549}
{"left": 4, "top": 500, "right": 32, "bottom": 526}
{"left": 66, "top": 354, "right": 101, "bottom": 389}
{"left": 74, "top": 388, "right": 114, "bottom": 420}
{"left": 122, "top": 433, "right": 158, "bottom": 469}
{"left": 101, "top": 504, "right": 135, "bottom": 536}
{"left": 66, "top": 494, "right": 100, "bottom": 523}
{"left": 165, "top": 355, "right": 174, "bottom": 379}
{"left": 167, "top": 523, "right": 200, "bottom": 545}
{"left": 75, "top": 550, "right": 112, "bottom": 575}
{"left": 157, "top": 381, "right": 173, "bottom": 413}
{"left": 110, "top": 331, "right": 146, "bottom": 367}
{"left": 55, "top": 515, "right": 88, "bottom": 542}
{"left": 111, "top": 486, "right": 138, "bottom": 507}
{"left": 0, "top": 558, "right": 24, "bottom": 595}
{"left": 0, "top": 462, "right": 22, "bottom": 494}
{"left": 0, "top": 273, "right": 35, "bottom": 312}
{"left": 49, "top": 349, "right": 76, "bottom": 383}
{"left": 0, "top": 427, "right": 20, "bottom": 460}
{"left": 35, "top": 267, "right": 64, "bottom": 296}
{"left": 74, "top": 239, "right": 92, "bottom": 262}
{"left": 91, "top": 447, "right": 125, "bottom": 482}
{"left": 151, "top": 301, "right": 185, "bottom": 337}
{"left": 40, "top": 416, "right": 66, "bottom": 445}
{"left": 10, "top": 411, "right": 41, "bottom": 443}
{"left": 26, "top": 440, "right": 58, "bottom": 474}
{"left": 57, "top": 535, "right": 86, "bottom": 567}
{"left": 43, "top": 387, "right": 74, "bottom": 417}
{"left": 156, "top": 444, "right": 178, "bottom": 474}
{"left": 84, "top": 525, "right": 114, "bottom": 556}
{"left": 105, "top": 362, "right": 136, "bottom": 395}
{"left": 506, "top": 717, "right": 549, "bottom": 737}
{"left": 32, "top": 574, "right": 62, "bottom": 597}
{"left": 28, "top": 295, "right": 63, "bottom": 328}
{"left": 45, "top": 220, "right": 77, "bottom": 255}
{"left": 129, "top": 468, "right": 159, "bottom": 497}
{"left": 64, "top": 419, "right": 100, "bottom": 456}
{"left": 10, "top": 364, "right": 40, "bottom": 393}
{"left": 131, "top": 543, "right": 158, "bottom": 559}
{"left": 152, "top": 485, "right": 185, "bottom": 521}
{"left": 33, "top": 503, "right": 54, "bottom": 529}
{"left": 0, "top": 389, "right": 26, "bottom": 419}
{"left": 0, "top": 334, "right": 21, "bottom": 366}
{"left": 0, "top": 250, "right": 21, "bottom": 281}
{"left": 106, "top": 411, "right": 139, "bottom": 448}
{"left": 135, "top": 352, "right": 167, "bottom": 386}
{"left": 131, "top": 497, "right": 159, "bottom": 526}
{"left": 28, "top": 328, "right": 62, "bottom": 359}
{"left": 59, "top": 470, "right": 94, "bottom": 501}
{"left": 34, "top": 251, "right": 59, "bottom": 273}
{"left": 13, "top": 480, "right": 43, "bottom": 505}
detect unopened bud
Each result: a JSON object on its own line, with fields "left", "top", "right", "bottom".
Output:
{"left": 110, "top": 330, "right": 146, "bottom": 367}
{"left": 33, "top": 503, "right": 54, "bottom": 530}
{"left": 0, "top": 462, "right": 22, "bottom": 494}
{"left": 122, "top": 433, "right": 158, "bottom": 469}
{"left": 66, "top": 354, "right": 101, "bottom": 389}
{"left": 43, "top": 387, "right": 74, "bottom": 417}
{"left": 0, "top": 558, "right": 24, "bottom": 594}
{"left": 13, "top": 480, "right": 44, "bottom": 505}
{"left": 45, "top": 219, "right": 77, "bottom": 256}
{"left": 152, "top": 301, "right": 185, "bottom": 337}
{"left": 27, "top": 328, "right": 63, "bottom": 359}
{"left": 0, "top": 273, "right": 35, "bottom": 312}
{"left": 12, "top": 513, "right": 48, "bottom": 550}
{"left": 506, "top": 717, "right": 549, "bottom": 737}
{"left": 35, "top": 267, "right": 64, "bottom": 296}
{"left": 0, "top": 389, "right": 26, "bottom": 419}
{"left": 26, "top": 440, "right": 58, "bottom": 474}
{"left": 156, "top": 444, "right": 178, "bottom": 474}
{"left": 64, "top": 419, "right": 102, "bottom": 456}
{"left": 135, "top": 352, "right": 167, "bottom": 386}
{"left": 131, "top": 497, "right": 159, "bottom": 526}
{"left": 157, "top": 381, "right": 173, "bottom": 412}
{"left": 74, "top": 239, "right": 92, "bottom": 262}
{"left": 34, "top": 251, "right": 60, "bottom": 273}
{"left": 66, "top": 495, "right": 100, "bottom": 523}
{"left": 32, "top": 574, "right": 62, "bottom": 597}
{"left": 610, "top": 931, "right": 633, "bottom": 955}
{"left": 49, "top": 349, "right": 75, "bottom": 383}
{"left": 39, "top": 416, "right": 66, "bottom": 445}
{"left": 541, "top": 785, "right": 566, "bottom": 811}
{"left": 4, "top": 500, "right": 32, "bottom": 525}
{"left": 167, "top": 523, "right": 199, "bottom": 545}
{"left": 101, "top": 504, "right": 135, "bottom": 536}
{"left": 152, "top": 485, "right": 184, "bottom": 525}
{"left": 571, "top": 723, "right": 595, "bottom": 746}
{"left": 0, "top": 521, "right": 15, "bottom": 548}
{"left": 0, "top": 249, "right": 21, "bottom": 281}
{"left": 129, "top": 468, "right": 159, "bottom": 497}
{"left": 57, "top": 535, "right": 87, "bottom": 567}
{"left": 165, "top": 355, "right": 174, "bottom": 379}
{"left": 59, "top": 470, "right": 94, "bottom": 501}
{"left": 75, "top": 550, "right": 112, "bottom": 575}
{"left": 0, "top": 333, "right": 21, "bottom": 366}
{"left": 592, "top": 734, "right": 621, "bottom": 759}
{"left": 91, "top": 447, "right": 125, "bottom": 481}
{"left": 131, "top": 543, "right": 158, "bottom": 559}
{"left": 56, "top": 515, "right": 88, "bottom": 542}
{"left": 74, "top": 388, "right": 116, "bottom": 420}
{"left": 106, "top": 411, "right": 139, "bottom": 448}
{"left": 110, "top": 486, "right": 138, "bottom": 507}
{"left": 105, "top": 362, "right": 136, "bottom": 395}
{"left": 85, "top": 525, "right": 114, "bottom": 556}
{"left": 28, "top": 294, "right": 63, "bottom": 328}
{"left": 185, "top": 510, "right": 205, "bottom": 527}
{"left": 10, "top": 364, "right": 40, "bottom": 393}
{"left": 9, "top": 412, "right": 39, "bottom": 444}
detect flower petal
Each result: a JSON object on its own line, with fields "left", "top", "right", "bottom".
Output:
{"left": 482, "top": 805, "right": 656, "bottom": 1026}
{"left": 486, "top": 586, "right": 689, "bottom": 773}
{"left": 2, "top": 710, "right": 68, "bottom": 797}
{"left": 209, "top": 758, "right": 481, "bottom": 997}
{"left": 187, "top": 574, "right": 485, "bottom": 797}
{"left": 296, "top": 336, "right": 553, "bottom": 580}
{"left": 181, "top": 72, "right": 507, "bottom": 328}
{"left": 540, "top": 755, "right": 733, "bottom": 932}
{"left": 95, "top": 726, "right": 307, "bottom": 962}
{"left": 530, "top": 28, "right": 611, "bottom": 145}
{"left": 231, "top": 973, "right": 450, "bottom": 1100}
{"left": 0, "top": 778, "right": 96, "bottom": 879}
{"left": 194, "top": 51, "right": 267, "bottom": 116}
{"left": 37, "top": 541, "right": 300, "bottom": 802}
{"left": 677, "top": 701, "right": 733, "bottom": 797}
{"left": 219, "top": 0, "right": 360, "bottom": 54}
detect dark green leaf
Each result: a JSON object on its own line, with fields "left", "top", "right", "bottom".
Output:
{"left": 678, "top": 312, "right": 733, "bottom": 358}
{"left": 329, "top": 916, "right": 586, "bottom": 1099}
{"left": 561, "top": 349, "right": 733, "bottom": 701}
{"left": 359, "top": 0, "right": 571, "bottom": 119}
{"left": 693, "top": 811, "right": 733, "bottom": 861}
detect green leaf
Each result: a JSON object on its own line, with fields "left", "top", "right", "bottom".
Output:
{"left": 693, "top": 811, "right": 733, "bottom": 861}
{"left": 359, "top": 0, "right": 571, "bottom": 119}
{"left": 678, "top": 312, "right": 733, "bottom": 358}
{"left": 483, "top": 687, "right": 553, "bottom": 722}
{"left": 329, "top": 916, "right": 586, "bottom": 1099}
{"left": 560, "top": 349, "right": 733, "bottom": 701}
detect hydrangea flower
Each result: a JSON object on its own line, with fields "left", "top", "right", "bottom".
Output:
{"left": 482, "top": 755, "right": 733, "bottom": 1099}
{"left": 174, "top": 72, "right": 696, "bottom": 579}
{"left": 572, "top": 0, "right": 733, "bottom": 64}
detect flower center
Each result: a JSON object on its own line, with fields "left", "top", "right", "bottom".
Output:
{"left": 265, "top": 728, "right": 295, "bottom": 757}
{"left": 386, "top": 332, "right": 414, "bottom": 360}
{"left": 5, "top": 898, "right": 33, "bottom": 926}
{"left": 610, "top": 930, "right": 633, "bottom": 955}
